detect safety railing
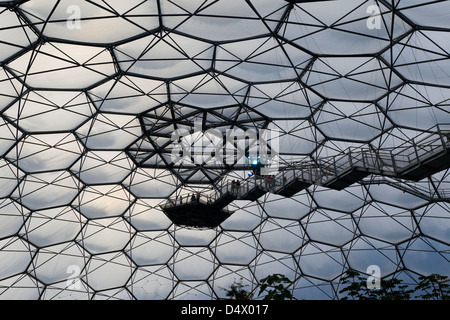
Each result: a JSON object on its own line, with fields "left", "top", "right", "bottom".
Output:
{"left": 288, "top": 123, "right": 450, "bottom": 184}
{"left": 361, "top": 178, "right": 450, "bottom": 201}
{"left": 163, "top": 124, "right": 450, "bottom": 210}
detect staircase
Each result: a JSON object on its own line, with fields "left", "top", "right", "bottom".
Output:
{"left": 162, "top": 124, "right": 450, "bottom": 228}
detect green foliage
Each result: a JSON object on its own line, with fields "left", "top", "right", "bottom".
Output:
{"left": 221, "top": 278, "right": 253, "bottom": 300}
{"left": 222, "top": 271, "right": 450, "bottom": 301}
{"left": 339, "top": 269, "right": 412, "bottom": 300}
{"left": 222, "top": 274, "right": 295, "bottom": 300}
{"left": 258, "top": 273, "right": 296, "bottom": 300}
{"left": 414, "top": 274, "right": 449, "bottom": 300}
{"left": 339, "top": 269, "right": 375, "bottom": 300}
{"left": 339, "top": 269, "right": 449, "bottom": 300}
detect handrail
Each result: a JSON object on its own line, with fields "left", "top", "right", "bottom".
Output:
{"left": 163, "top": 124, "right": 450, "bottom": 211}
{"left": 361, "top": 178, "right": 450, "bottom": 200}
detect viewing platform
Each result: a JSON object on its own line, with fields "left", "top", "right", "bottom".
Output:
{"left": 162, "top": 124, "right": 450, "bottom": 228}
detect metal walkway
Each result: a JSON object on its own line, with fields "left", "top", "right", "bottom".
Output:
{"left": 277, "top": 123, "right": 450, "bottom": 192}
{"left": 162, "top": 124, "right": 450, "bottom": 228}
{"left": 359, "top": 178, "right": 450, "bottom": 202}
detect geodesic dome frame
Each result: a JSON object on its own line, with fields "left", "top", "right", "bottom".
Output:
{"left": 0, "top": 0, "right": 449, "bottom": 300}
